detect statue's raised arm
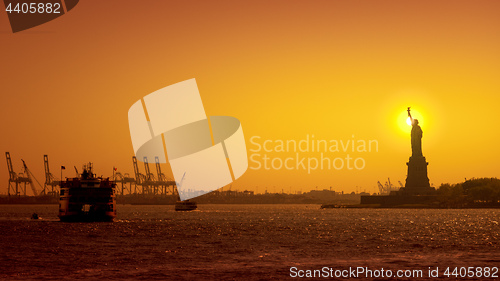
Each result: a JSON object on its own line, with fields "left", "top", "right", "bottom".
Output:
{"left": 407, "top": 107, "right": 414, "bottom": 125}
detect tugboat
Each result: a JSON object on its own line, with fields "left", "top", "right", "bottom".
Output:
{"left": 58, "top": 163, "right": 116, "bottom": 222}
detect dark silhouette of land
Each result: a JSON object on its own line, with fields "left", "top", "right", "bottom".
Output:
{"left": 2, "top": 178, "right": 499, "bottom": 207}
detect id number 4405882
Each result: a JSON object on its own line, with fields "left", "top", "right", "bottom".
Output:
{"left": 443, "top": 267, "right": 498, "bottom": 278}
{"left": 5, "top": 2, "right": 61, "bottom": 14}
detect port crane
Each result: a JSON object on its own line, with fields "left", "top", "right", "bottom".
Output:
{"left": 43, "top": 154, "right": 60, "bottom": 196}
{"left": 21, "top": 159, "right": 44, "bottom": 196}
{"left": 377, "top": 181, "right": 385, "bottom": 195}
{"left": 113, "top": 170, "right": 136, "bottom": 195}
{"left": 5, "top": 152, "right": 42, "bottom": 196}
{"left": 131, "top": 156, "right": 178, "bottom": 196}
{"left": 6, "top": 152, "right": 30, "bottom": 196}
{"left": 155, "top": 156, "right": 176, "bottom": 196}
{"left": 377, "top": 178, "right": 401, "bottom": 195}
{"left": 132, "top": 156, "right": 146, "bottom": 194}
{"left": 143, "top": 157, "right": 157, "bottom": 195}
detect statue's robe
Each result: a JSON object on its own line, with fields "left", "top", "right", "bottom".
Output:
{"left": 411, "top": 124, "right": 423, "bottom": 157}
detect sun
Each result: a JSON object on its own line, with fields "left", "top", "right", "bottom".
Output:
{"left": 397, "top": 108, "right": 424, "bottom": 134}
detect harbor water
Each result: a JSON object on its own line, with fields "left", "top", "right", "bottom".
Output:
{"left": 0, "top": 204, "right": 499, "bottom": 280}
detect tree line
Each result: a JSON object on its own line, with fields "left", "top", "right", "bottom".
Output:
{"left": 437, "top": 177, "right": 500, "bottom": 208}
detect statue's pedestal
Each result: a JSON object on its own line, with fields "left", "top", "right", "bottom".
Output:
{"left": 359, "top": 153, "right": 437, "bottom": 206}
{"left": 400, "top": 155, "right": 435, "bottom": 195}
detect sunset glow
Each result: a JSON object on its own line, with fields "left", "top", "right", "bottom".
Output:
{"left": 1, "top": 0, "right": 499, "bottom": 195}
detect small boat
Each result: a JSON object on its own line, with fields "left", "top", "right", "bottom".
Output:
{"left": 320, "top": 204, "right": 346, "bottom": 209}
{"left": 58, "top": 163, "right": 116, "bottom": 222}
{"left": 175, "top": 200, "right": 197, "bottom": 211}
{"left": 173, "top": 177, "right": 197, "bottom": 211}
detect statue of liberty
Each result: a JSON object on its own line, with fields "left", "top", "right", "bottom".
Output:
{"left": 407, "top": 107, "right": 423, "bottom": 157}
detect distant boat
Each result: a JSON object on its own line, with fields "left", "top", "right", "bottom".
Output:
{"left": 174, "top": 172, "right": 197, "bottom": 211}
{"left": 58, "top": 163, "right": 116, "bottom": 222}
{"left": 175, "top": 199, "right": 197, "bottom": 211}
{"left": 320, "top": 204, "right": 346, "bottom": 209}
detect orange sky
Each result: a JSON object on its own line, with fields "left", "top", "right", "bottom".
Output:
{"left": 1, "top": 0, "right": 499, "bottom": 195}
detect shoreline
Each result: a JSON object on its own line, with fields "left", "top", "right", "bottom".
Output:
{"left": 321, "top": 203, "right": 500, "bottom": 209}
{"left": 1, "top": 200, "right": 499, "bottom": 209}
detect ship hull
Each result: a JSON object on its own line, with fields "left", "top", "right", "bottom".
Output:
{"left": 59, "top": 213, "right": 116, "bottom": 222}
{"left": 59, "top": 214, "right": 116, "bottom": 222}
